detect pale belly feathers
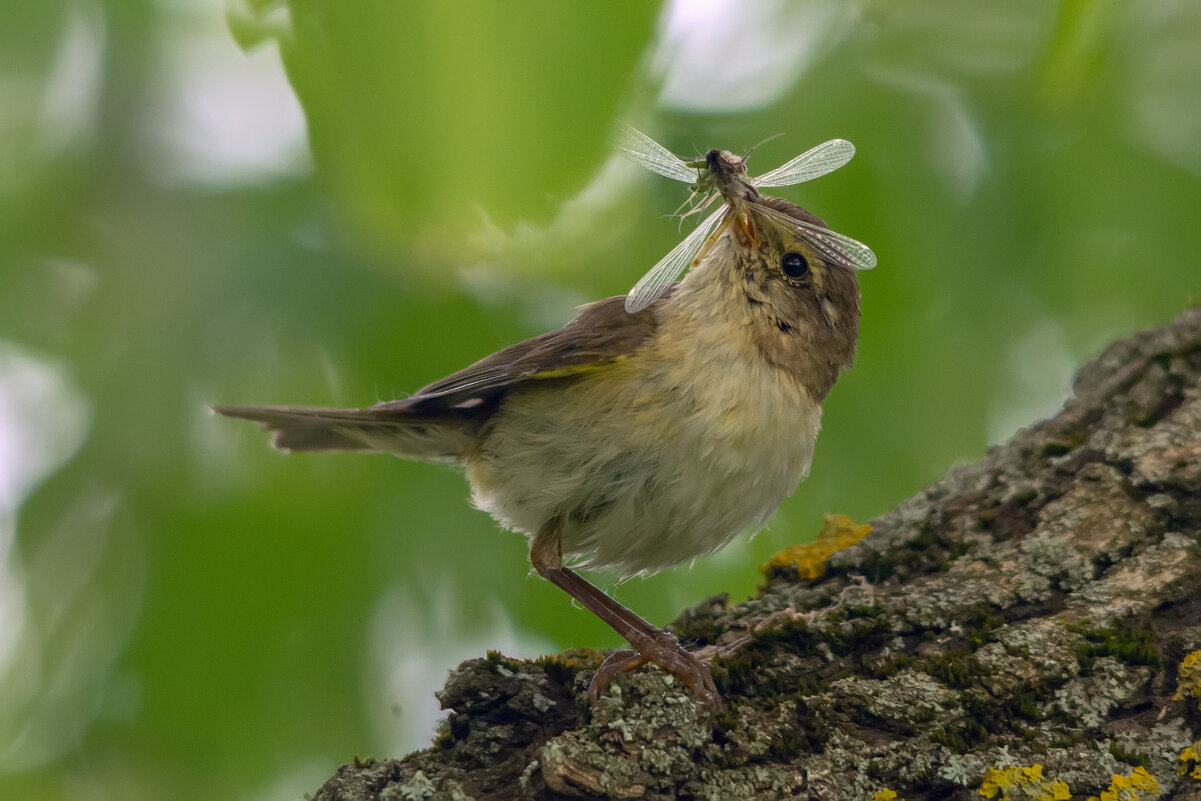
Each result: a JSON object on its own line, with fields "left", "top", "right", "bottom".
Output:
{"left": 466, "top": 304, "right": 822, "bottom": 576}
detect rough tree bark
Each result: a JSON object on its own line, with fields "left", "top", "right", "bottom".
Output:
{"left": 314, "top": 308, "right": 1201, "bottom": 801}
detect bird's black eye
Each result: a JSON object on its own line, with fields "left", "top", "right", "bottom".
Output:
{"left": 781, "top": 252, "right": 808, "bottom": 278}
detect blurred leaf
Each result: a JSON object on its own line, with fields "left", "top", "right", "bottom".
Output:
{"left": 271, "top": 1, "right": 658, "bottom": 267}
{"left": 225, "top": 0, "right": 293, "bottom": 51}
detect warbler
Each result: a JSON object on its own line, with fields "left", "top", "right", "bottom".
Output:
{"left": 215, "top": 138, "right": 870, "bottom": 710}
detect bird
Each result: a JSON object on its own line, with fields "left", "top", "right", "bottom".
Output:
{"left": 214, "top": 141, "right": 868, "bottom": 710}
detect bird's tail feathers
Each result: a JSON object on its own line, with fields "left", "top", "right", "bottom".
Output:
{"left": 211, "top": 404, "right": 473, "bottom": 463}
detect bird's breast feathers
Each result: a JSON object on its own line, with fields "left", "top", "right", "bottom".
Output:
{"left": 467, "top": 297, "right": 822, "bottom": 575}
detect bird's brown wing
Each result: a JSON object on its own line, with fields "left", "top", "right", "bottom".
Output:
{"left": 213, "top": 295, "right": 661, "bottom": 456}
{"left": 380, "top": 294, "right": 661, "bottom": 415}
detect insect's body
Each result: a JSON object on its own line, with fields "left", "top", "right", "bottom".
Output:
{"left": 695, "top": 150, "right": 755, "bottom": 205}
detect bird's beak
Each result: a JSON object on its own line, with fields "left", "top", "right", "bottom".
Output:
{"left": 734, "top": 207, "right": 759, "bottom": 247}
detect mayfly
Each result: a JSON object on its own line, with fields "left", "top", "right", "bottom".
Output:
{"left": 616, "top": 124, "right": 877, "bottom": 314}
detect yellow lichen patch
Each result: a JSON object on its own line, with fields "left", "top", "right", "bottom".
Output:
{"left": 1179, "top": 741, "right": 1201, "bottom": 781}
{"left": 1174, "top": 651, "right": 1201, "bottom": 710}
{"left": 761, "top": 513, "right": 872, "bottom": 581}
{"left": 872, "top": 788, "right": 899, "bottom": 801}
{"left": 1086, "top": 766, "right": 1160, "bottom": 801}
{"left": 979, "top": 764, "right": 1071, "bottom": 801}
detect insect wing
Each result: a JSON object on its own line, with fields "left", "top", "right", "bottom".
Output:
{"left": 754, "top": 139, "right": 855, "bottom": 188}
{"left": 625, "top": 206, "right": 725, "bottom": 313}
{"left": 615, "top": 124, "right": 697, "bottom": 184}
{"left": 755, "top": 202, "right": 876, "bottom": 272}
{"left": 796, "top": 219, "right": 877, "bottom": 271}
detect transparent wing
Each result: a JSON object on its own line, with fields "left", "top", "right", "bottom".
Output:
{"left": 754, "top": 139, "right": 856, "bottom": 188}
{"left": 615, "top": 124, "right": 697, "bottom": 184}
{"left": 625, "top": 206, "right": 726, "bottom": 313}
{"left": 755, "top": 202, "right": 877, "bottom": 271}
{"left": 801, "top": 222, "right": 877, "bottom": 271}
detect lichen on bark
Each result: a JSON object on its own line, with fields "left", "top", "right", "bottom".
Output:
{"left": 313, "top": 308, "right": 1201, "bottom": 801}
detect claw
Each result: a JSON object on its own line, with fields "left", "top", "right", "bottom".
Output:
{"left": 588, "top": 631, "right": 722, "bottom": 713}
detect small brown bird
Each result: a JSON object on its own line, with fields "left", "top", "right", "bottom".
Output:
{"left": 215, "top": 133, "right": 872, "bottom": 709}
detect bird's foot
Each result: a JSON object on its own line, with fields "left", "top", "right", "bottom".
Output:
{"left": 588, "top": 628, "right": 721, "bottom": 712}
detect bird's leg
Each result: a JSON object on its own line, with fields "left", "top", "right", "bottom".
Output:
{"left": 529, "top": 520, "right": 721, "bottom": 711}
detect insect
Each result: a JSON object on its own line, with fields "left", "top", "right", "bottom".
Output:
{"left": 616, "top": 125, "right": 877, "bottom": 313}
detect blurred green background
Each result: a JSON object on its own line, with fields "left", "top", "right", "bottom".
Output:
{"left": 1, "top": 0, "right": 1198, "bottom": 798}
